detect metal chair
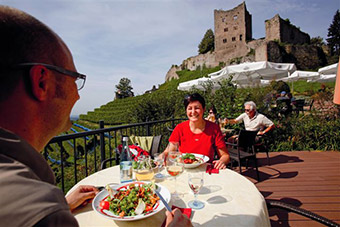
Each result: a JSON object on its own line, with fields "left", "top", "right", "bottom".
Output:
{"left": 266, "top": 200, "right": 340, "bottom": 227}
{"left": 100, "top": 135, "right": 162, "bottom": 169}
{"left": 254, "top": 134, "right": 271, "bottom": 165}
{"left": 226, "top": 130, "right": 260, "bottom": 181}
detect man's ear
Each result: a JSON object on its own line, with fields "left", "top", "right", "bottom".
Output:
{"left": 29, "top": 65, "right": 50, "bottom": 101}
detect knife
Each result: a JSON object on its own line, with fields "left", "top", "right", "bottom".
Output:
{"left": 154, "top": 189, "right": 172, "bottom": 212}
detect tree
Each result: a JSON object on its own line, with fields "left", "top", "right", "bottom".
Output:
{"left": 198, "top": 29, "right": 214, "bottom": 54}
{"left": 310, "top": 36, "right": 325, "bottom": 47}
{"left": 326, "top": 10, "right": 340, "bottom": 56}
{"left": 115, "top": 77, "right": 134, "bottom": 99}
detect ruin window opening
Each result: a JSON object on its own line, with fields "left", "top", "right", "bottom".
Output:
{"left": 233, "top": 15, "right": 238, "bottom": 20}
{"left": 223, "top": 38, "right": 227, "bottom": 43}
{"left": 224, "top": 28, "right": 228, "bottom": 32}
{"left": 232, "top": 37, "right": 236, "bottom": 41}
{"left": 240, "top": 35, "right": 243, "bottom": 41}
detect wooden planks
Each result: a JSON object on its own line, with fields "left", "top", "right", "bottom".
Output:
{"left": 234, "top": 151, "right": 340, "bottom": 226}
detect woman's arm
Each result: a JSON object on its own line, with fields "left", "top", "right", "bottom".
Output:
{"left": 213, "top": 147, "right": 230, "bottom": 170}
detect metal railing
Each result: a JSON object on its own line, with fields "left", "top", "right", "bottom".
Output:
{"left": 44, "top": 118, "right": 184, "bottom": 193}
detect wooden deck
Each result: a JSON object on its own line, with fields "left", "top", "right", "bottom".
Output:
{"left": 237, "top": 151, "right": 340, "bottom": 226}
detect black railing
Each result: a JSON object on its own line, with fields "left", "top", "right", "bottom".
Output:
{"left": 44, "top": 118, "right": 184, "bottom": 193}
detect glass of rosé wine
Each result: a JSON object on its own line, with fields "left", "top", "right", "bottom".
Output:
{"left": 166, "top": 150, "right": 184, "bottom": 199}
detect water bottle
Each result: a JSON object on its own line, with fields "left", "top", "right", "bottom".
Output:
{"left": 120, "top": 136, "right": 133, "bottom": 183}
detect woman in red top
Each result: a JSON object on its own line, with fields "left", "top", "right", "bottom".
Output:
{"left": 167, "top": 93, "right": 230, "bottom": 170}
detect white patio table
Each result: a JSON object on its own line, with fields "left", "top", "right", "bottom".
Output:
{"left": 67, "top": 164, "right": 270, "bottom": 227}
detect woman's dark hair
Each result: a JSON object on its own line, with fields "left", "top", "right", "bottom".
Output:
{"left": 184, "top": 93, "right": 205, "bottom": 109}
{"left": 208, "top": 105, "right": 217, "bottom": 114}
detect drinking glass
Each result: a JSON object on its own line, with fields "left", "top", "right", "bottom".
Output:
{"left": 166, "top": 151, "right": 184, "bottom": 199}
{"left": 153, "top": 152, "right": 165, "bottom": 179}
{"left": 188, "top": 172, "right": 205, "bottom": 209}
{"left": 134, "top": 155, "right": 154, "bottom": 181}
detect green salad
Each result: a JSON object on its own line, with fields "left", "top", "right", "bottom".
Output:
{"left": 100, "top": 182, "right": 159, "bottom": 217}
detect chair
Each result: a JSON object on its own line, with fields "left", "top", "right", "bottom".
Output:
{"left": 276, "top": 98, "right": 292, "bottom": 117}
{"left": 266, "top": 200, "right": 340, "bottom": 227}
{"left": 226, "top": 130, "right": 260, "bottom": 181}
{"left": 294, "top": 99, "right": 305, "bottom": 115}
{"left": 254, "top": 134, "right": 270, "bottom": 165}
{"left": 100, "top": 135, "right": 162, "bottom": 169}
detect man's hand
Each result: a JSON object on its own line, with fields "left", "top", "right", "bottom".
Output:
{"left": 66, "top": 185, "right": 99, "bottom": 212}
{"left": 165, "top": 208, "right": 192, "bottom": 227}
{"left": 257, "top": 131, "right": 265, "bottom": 136}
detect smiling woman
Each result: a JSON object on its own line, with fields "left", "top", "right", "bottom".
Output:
{"left": 163, "top": 93, "right": 230, "bottom": 170}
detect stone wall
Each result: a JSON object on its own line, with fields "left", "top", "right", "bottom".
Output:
{"left": 165, "top": 65, "right": 180, "bottom": 81}
{"left": 264, "top": 41, "right": 327, "bottom": 70}
{"left": 265, "top": 14, "right": 310, "bottom": 44}
{"left": 182, "top": 52, "right": 218, "bottom": 71}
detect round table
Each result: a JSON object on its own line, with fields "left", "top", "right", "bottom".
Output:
{"left": 67, "top": 164, "right": 270, "bottom": 227}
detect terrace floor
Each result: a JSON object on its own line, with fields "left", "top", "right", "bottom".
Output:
{"left": 238, "top": 151, "right": 340, "bottom": 227}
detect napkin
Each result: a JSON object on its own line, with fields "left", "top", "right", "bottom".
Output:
{"left": 161, "top": 206, "right": 192, "bottom": 227}
{"left": 172, "top": 205, "right": 192, "bottom": 218}
{"left": 206, "top": 164, "right": 219, "bottom": 174}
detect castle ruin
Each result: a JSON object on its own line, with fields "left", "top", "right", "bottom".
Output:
{"left": 165, "top": 2, "right": 324, "bottom": 81}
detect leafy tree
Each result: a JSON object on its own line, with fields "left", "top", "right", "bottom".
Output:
{"left": 115, "top": 77, "right": 134, "bottom": 99}
{"left": 198, "top": 29, "right": 214, "bottom": 54}
{"left": 326, "top": 10, "right": 340, "bottom": 56}
{"left": 310, "top": 36, "right": 325, "bottom": 47}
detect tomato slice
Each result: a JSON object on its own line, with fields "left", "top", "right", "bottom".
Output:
{"left": 145, "top": 205, "right": 153, "bottom": 212}
{"left": 99, "top": 200, "right": 110, "bottom": 210}
{"left": 184, "top": 159, "right": 194, "bottom": 164}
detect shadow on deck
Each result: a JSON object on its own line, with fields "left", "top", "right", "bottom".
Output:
{"left": 232, "top": 151, "right": 340, "bottom": 227}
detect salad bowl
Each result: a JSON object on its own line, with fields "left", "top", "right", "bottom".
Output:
{"left": 92, "top": 181, "right": 170, "bottom": 221}
{"left": 182, "top": 153, "right": 209, "bottom": 169}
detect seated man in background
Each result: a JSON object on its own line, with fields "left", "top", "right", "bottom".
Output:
{"left": 224, "top": 101, "right": 275, "bottom": 142}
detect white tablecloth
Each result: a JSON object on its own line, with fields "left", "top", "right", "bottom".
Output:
{"left": 67, "top": 164, "right": 270, "bottom": 227}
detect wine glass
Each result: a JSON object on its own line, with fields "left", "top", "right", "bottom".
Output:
{"left": 166, "top": 151, "right": 184, "bottom": 199}
{"left": 188, "top": 172, "right": 205, "bottom": 209}
{"left": 134, "top": 155, "right": 154, "bottom": 181}
{"left": 153, "top": 152, "right": 164, "bottom": 179}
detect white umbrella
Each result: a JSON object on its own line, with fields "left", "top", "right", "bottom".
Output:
{"left": 209, "top": 61, "right": 296, "bottom": 86}
{"left": 177, "top": 77, "right": 219, "bottom": 91}
{"left": 318, "top": 63, "right": 338, "bottom": 75}
{"left": 309, "top": 74, "right": 336, "bottom": 83}
{"left": 280, "top": 70, "right": 319, "bottom": 82}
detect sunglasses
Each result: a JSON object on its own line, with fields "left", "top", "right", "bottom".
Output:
{"left": 245, "top": 109, "right": 251, "bottom": 112}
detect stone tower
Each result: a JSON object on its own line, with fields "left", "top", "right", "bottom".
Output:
{"left": 265, "top": 14, "right": 310, "bottom": 44}
{"left": 214, "top": 2, "right": 252, "bottom": 63}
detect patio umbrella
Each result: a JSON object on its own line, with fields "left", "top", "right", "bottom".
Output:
{"left": 318, "top": 63, "right": 338, "bottom": 75}
{"left": 177, "top": 77, "right": 219, "bottom": 91}
{"left": 209, "top": 61, "right": 296, "bottom": 87}
{"left": 280, "top": 70, "right": 319, "bottom": 82}
{"left": 309, "top": 74, "right": 336, "bottom": 83}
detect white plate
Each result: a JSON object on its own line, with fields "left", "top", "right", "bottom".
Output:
{"left": 183, "top": 153, "right": 209, "bottom": 169}
{"left": 92, "top": 182, "right": 170, "bottom": 221}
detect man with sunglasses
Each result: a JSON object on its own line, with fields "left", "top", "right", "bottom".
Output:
{"left": 224, "top": 101, "right": 274, "bottom": 142}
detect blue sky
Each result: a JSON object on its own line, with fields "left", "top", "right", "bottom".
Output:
{"left": 1, "top": 0, "right": 339, "bottom": 116}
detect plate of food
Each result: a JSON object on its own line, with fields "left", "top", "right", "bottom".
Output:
{"left": 92, "top": 181, "right": 170, "bottom": 221}
{"left": 182, "top": 153, "right": 209, "bottom": 169}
